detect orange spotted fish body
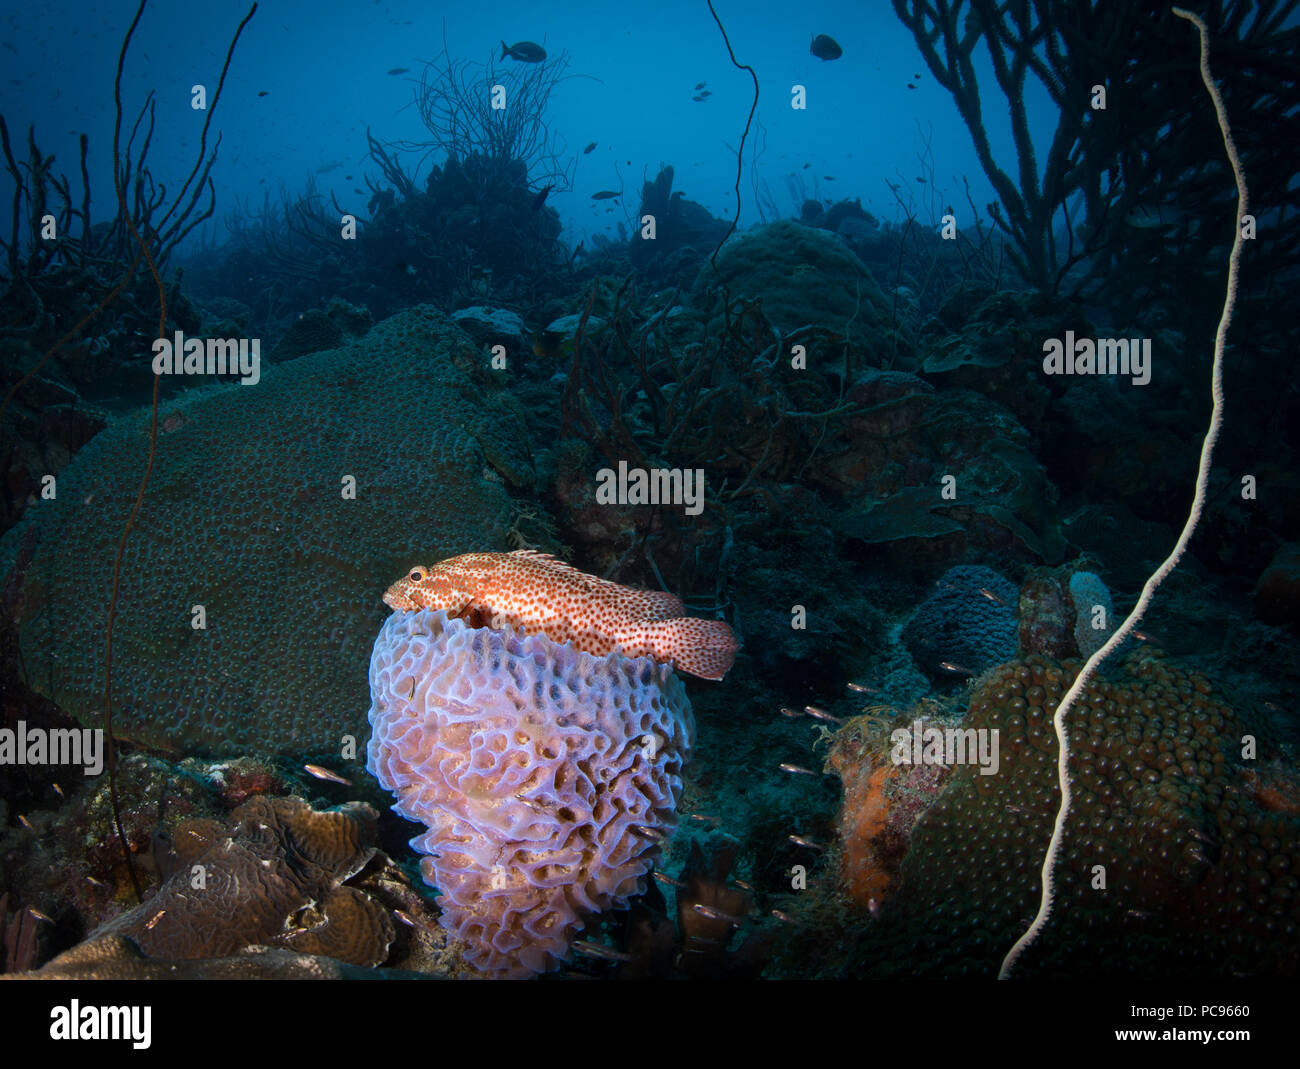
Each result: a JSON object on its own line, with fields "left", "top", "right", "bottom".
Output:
{"left": 383, "top": 550, "right": 739, "bottom": 680}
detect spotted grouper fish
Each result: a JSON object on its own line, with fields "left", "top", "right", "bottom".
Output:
{"left": 383, "top": 550, "right": 739, "bottom": 680}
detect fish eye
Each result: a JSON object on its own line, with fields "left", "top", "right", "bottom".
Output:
{"left": 409, "top": 569, "right": 423, "bottom": 582}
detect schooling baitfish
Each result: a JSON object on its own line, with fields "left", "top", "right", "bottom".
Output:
{"left": 383, "top": 550, "right": 739, "bottom": 680}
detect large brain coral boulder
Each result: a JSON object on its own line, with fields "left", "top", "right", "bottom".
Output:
{"left": 0, "top": 306, "right": 528, "bottom": 755}
{"left": 367, "top": 609, "right": 693, "bottom": 978}
{"left": 693, "top": 219, "right": 890, "bottom": 336}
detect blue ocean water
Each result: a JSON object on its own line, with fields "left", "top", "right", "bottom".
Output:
{"left": 0, "top": 0, "right": 1061, "bottom": 252}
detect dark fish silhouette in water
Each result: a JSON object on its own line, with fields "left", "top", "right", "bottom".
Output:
{"left": 501, "top": 40, "right": 547, "bottom": 63}
{"left": 387, "top": 67, "right": 409, "bottom": 75}
{"left": 810, "top": 33, "right": 842, "bottom": 61}
{"left": 694, "top": 81, "right": 707, "bottom": 90}
{"left": 1125, "top": 203, "right": 1188, "bottom": 230}
{"left": 591, "top": 190, "right": 620, "bottom": 200}
{"left": 583, "top": 141, "right": 597, "bottom": 154}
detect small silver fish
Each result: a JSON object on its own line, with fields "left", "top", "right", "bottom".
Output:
{"left": 572, "top": 939, "right": 634, "bottom": 962}
{"left": 303, "top": 763, "right": 352, "bottom": 786}
{"left": 804, "top": 705, "right": 842, "bottom": 724}
{"left": 846, "top": 682, "right": 878, "bottom": 694}
{"left": 788, "top": 834, "right": 825, "bottom": 851}
{"left": 691, "top": 903, "right": 743, "bottom": 925}
{"left": 938, "top": 661, "right": 973, "bottom": 675}
{"left": 652, "top": 871, "right": 685, "bottom": 888}
{"left": 779, "top": 762, "right": 818, "bottom": 776}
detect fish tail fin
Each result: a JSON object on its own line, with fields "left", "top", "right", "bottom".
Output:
{"left": 501, "top": 41, "right": 509, "bottom": 60}
{"left": 643, "top": 617, "right": 739, "bottom": 681}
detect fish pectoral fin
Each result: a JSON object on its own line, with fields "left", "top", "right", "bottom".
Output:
{"left": 430, "top": 594, "right": 474, "bottom": 619}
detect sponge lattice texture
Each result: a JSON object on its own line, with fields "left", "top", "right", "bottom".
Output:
{"left": 367, "top": 609, "right": 694, "bottom": 978}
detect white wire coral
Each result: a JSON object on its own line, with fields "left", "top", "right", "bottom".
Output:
{"left": 999, "top": 5, "right": 1251, "bottom": 979}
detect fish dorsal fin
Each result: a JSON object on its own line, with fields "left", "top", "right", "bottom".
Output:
{"left": 507, "top": 549, "right": 593, "bottom": 583}
{"left": 507, "top": 550, "right": 684, "bottom": 619}
{"left": 509, "top": 549, "right": 560, "bottom": 562}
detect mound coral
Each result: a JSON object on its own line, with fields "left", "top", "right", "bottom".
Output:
{"left": 900, "top": 564, "right": 1018, "bottom": 680}
{"left": 693, "top": 219, "right": 890, "bottom": 337}
{"left": 367, "top": 608, "right": 693, "bottom": 978}
{"left": 12, "top": 791, "right": 472, "bottom": 978}
{"left": 0, "top": 306, "right": 527, "bottom": 755}
{"left": 97, "top": 796, "right": 393, "bottom": 965}
{"left": 851, "top": 655, "right": 1300, "bottom": 978}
